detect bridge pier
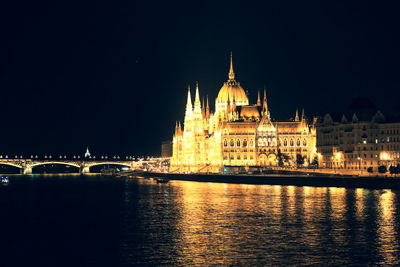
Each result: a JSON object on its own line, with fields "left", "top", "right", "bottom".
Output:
{"left": 23, "top": 166, "right": 32, "bottom": 175}
{"left": 80, "top": 166, "right": 90, "bottom": 174}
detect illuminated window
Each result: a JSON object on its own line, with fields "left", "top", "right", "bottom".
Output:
{"left": 258, "top": 138, "right": 263, "bottom": 146}
{"left": 303, "top": 138, "right": 307, "bottom": 147}
{"left": 284, "top": 138, "right": 288, "bottom": 147}
{"left": 290, "top": 138, "right": 294, "bottom": 147}
{"left": 237, "top": 139, "right": 241, "bottom": 147}
{"left": 243, "top": 139, "right": 248, "bottom": 147}
{"left": 250, "top": 139, "right": 254, "bottom": 147}
{"left": 297, "top": 138, "right": 301, "bottom": 147}
{"left": 223, "top": 139, "right": 228, "bottom": 147}
{"left": 230, "top": 139, "right": 235, "bottom": 147}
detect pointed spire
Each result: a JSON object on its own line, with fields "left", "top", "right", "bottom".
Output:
{"left": 263, "top": 87, "right": 268, "bottom": 114}
{"left": 175, "top": 121, "right": 178, "bottom": 135}
{"left": 178, "top": 121, "right": 182, "bottom": 133}
{"left": 295, "top": 109, "right": 299, "bottom": 122}
{"left": 195, "top": 81, "right": 200, "bottom": 104}
{"left": 202, "top": 97, "right": 205, "bottom": 118}
{"left": 263, "top": 87, "right": 267, "bottom": 101}
{"left": 257, "top": 90, "right": 261, "bottom": 106}
{"left": 232, "top": 97, "right": 236, "bottom": 112}
{"left": 186, "top": 85, "right": 192, "bottom": 109}
{"left": 206, "top": 96, "right": 210, "bottom": 118}
{"left": 301, "top": 108, "right": 305, "bottom": 121}
{"left": 228, "top": 52, "right": 235, "bottom": 80}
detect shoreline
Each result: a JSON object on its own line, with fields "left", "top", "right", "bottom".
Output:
{"left": 140, "top": 172, "right": 400, "bottom": 190}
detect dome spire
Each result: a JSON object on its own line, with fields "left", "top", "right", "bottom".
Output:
{"left": 228, "top": 52, "right": 235, "bottom": 80}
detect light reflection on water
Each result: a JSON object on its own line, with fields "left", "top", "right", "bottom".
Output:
{"left": 121, "top": 179, "right": 400, "bottom": 266}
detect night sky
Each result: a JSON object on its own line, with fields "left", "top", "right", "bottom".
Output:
{"left": 1, "top": 1, "right": 399, "bottom": 156}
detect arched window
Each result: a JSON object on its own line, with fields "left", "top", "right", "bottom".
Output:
{"left": 278, "top": 139, "right": 281, "bottom": 146}
{"left": 263, "top": 137, "right": 267, "bottom": 147}
{"left": 272, "top": 138, "right": 276, "bottom": 147}
{"left": 290, "top": 138, "right": 294, "bottom": 147}
{"left": 258, "top": 138, "right": 263, "bottom": 146}
{"left": 284, "top": 138, "right": 288, "bottom": 147}
{"left": 250, "top": 139, "right": 254, "bottom": 147}
{"left": 303, "top": 138, "right": 307, "bottom": 147}
{"left": 230, "top": 139, "right": 235, "bottom": 147}
{"left": 223, "top": 139, "right": 228, "bottom": 147}
{"left": 178, "top": 144, "right": 182, "bottom": 151}
{"left": 268, "top": 138, "right": 272, "bottom": 146}
{"left": 243, "top": 139, "right": 248, "bottom": 147}
{"left": 297, "top": 138, "right": 301, "bottom": 147}
{"left": 237, "top": 139, "right": 241, "bottom": 147}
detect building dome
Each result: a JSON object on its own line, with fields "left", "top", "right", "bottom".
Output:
{"left": 216, "top": 80, "right": 248, "bottom": 105}
{"left": 216, "top": 53, "right": 249, "bottom": 106}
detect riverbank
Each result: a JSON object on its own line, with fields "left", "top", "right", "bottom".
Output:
{"left": 140, "top": 172, "right": 400, "bottom": 190}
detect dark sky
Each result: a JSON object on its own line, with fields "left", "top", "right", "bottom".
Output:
{"left": 1, "top": 1, "right": 399, "bottom": 156}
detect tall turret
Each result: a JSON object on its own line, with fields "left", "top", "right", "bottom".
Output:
{"left": 193, "top": 82, "right": 203, "bottom": 134}
{"left": 184, "top": 86, "right": 193, "bottom": 132}
{"left": 262, "top": 88, "right": 268, "bottom": 116}
{"left": 206, "top": 96, "right": 210, "bottom": 118}
{"left": 193, "top": 82, "right": 202, "bottom": 119}
{"left": 232, "top": 97, "right": 236, "bottom": 112}
{"left": 202, "top": 98, "right": 205, "bottom": 118}
{"left": 257, "top": 90, "right": 261, "bottom": 106}
{"left": 295, "top": 109, "right": 299, "bottom": 122}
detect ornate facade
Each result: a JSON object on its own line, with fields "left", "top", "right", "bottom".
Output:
{"left": 170, "top": 55, "right": 317, "bottom": 172}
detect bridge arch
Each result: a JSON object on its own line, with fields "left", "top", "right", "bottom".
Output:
{"left": 0, "top": 162, "right": 23, "bottom": 169}
{"left": 86, "top": 162, "right": 131, "bottom": 168}
{"left": 31, "top": 162, "right": 81, "bottom": 169}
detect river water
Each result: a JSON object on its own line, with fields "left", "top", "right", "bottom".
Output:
{"left": 1, "top": 175, "right": 400, "bottom": 266}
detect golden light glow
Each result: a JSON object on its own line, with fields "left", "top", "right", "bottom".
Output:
{"left": 170, "top": 55, "right": 317, "bottom": 172}
{"left": 380, "top": 152, "right": 390, "bottom": 160}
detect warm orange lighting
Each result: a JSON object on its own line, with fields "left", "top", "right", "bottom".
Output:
{"left": 170, "top": 54, "right": 317, "bottom": 173}
{"left": 380, "top": 152, "right": 390, "bottom": 160}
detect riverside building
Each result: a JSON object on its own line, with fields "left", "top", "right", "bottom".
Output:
{"left": 170, "top": 54, "right": 317, "bottom": 173}
{"left": 317, "top": 111, "right": 400, "bottom": 172}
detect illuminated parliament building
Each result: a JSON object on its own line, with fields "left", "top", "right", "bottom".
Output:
{"left": 170, "top": 55, "right": 317, "bottom": 172}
